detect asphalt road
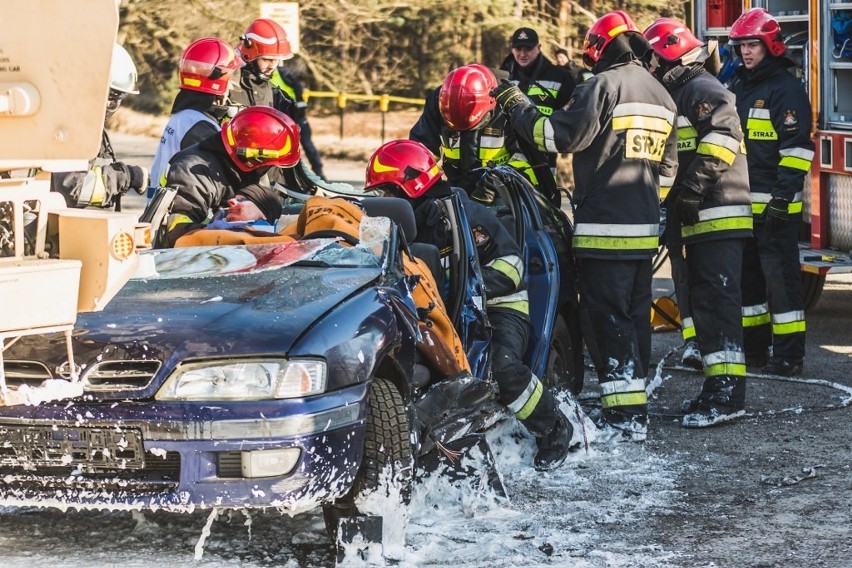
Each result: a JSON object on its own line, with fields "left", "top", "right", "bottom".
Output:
{"left": 111, "top": 132, "right": 852, "bottom": 566}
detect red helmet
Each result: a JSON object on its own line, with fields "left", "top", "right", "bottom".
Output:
{"left": 438, "top": 64, "right": 498, "bottom": 131}
{"left": 728, "top": 8, "right": 786, "bottom": 57}
{"left": 222, "top": 106, "right": 300, "bottom": 172}
{"left": 582, "top": 10, "right": 640, "bottom": 67}
{"left": 364, "top": 140, "right": 442, "bottom": 199}
{"left": 643, "top": 18, "right": 704, "bottom": 63}
{"left": 179, "top": 38, "right": 243, "bottom": 95}
{"left": 237, "top": 18, "right": 293, "bottom": 62}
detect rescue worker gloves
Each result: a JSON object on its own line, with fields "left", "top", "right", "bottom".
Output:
{"left": 766, "top": 196, "right": 790, "bottom": 228}
{"left": 126, "top": 165, "right": 149, "bottom": 196}
{"left": 472, "top": 172, "right": 507, "bottom": 204}
{"left": 492, "top": 81, "right": 532, "bottom": 117}
{"left": 675, "top": 187, "right": 703, "bottom": 226}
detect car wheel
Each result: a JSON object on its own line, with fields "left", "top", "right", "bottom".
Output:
{"left": 544, "top": 312, "right": 584, "bottom": 395}
{"left": 322, "top": 377, "right": 413, "bottom": 541}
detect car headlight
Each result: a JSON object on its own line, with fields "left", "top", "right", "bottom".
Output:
{"left": 155, "top": 358, "right": 326, "bottom": 401}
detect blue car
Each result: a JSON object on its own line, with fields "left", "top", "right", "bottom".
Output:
{"left": 0, "top": 166, "right": 582, "bottom": 543}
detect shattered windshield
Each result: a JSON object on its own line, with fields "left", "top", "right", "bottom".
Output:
{"left": 134, "top": 236, "right": 386, "bottom": 281}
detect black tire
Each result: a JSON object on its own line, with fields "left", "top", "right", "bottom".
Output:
{"left": 322, "top": 378, "right": 412, "bottom": 540}
{"left": 801, "top": 271, "right": 826, "bottom": 311}
{"left": 544, "top": 312, "right": 584, "bottom": 396}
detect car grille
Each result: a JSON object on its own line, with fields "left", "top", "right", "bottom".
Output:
{"left": 1, "top": 359, "right": 161, "bottom": 392}
{"left": 84, "top": 360, "right": 162, "bottom": 391}
{"left": 0, "top": 424, "right": 181, "bottom": 496}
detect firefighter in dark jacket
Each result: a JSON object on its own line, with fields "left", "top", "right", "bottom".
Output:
{"left": 160, "top": 106, "right": 297, "bottom": 248}
{"left": 364, "top": 139, "right": 579, "bottom": 471}
{"left": 644, "top": 19, "right": 753, "bottom": 427}
{"left": 500, "top": 27, "right": 576, "bottom": 172}
{"left": 409, "top": 64, "right": 536, "bottom": 198}
{"left": 51, "top": 44, "right": 148, "bottom": 209}
{"left": 493, "top": 11, "right": 679, "bottom": 442}
{"left": 149, "top": 37, "right": 243, "bottom": 198}
{"left": 728, "top": 8, "right": 814, "bottom": 377}
{"left": 227, "top": 19, "right": 298, "bottom": 120}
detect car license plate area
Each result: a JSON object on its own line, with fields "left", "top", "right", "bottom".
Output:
{"left": 0, "top": 425, "right": 145, "bottom": 471}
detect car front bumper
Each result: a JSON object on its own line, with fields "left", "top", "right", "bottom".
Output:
{"left": 0, "top": 383, "right": 368, "bottom": 512}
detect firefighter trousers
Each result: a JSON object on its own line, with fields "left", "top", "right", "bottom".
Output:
{"left": 687, "top": 238, "right": 747, "bottom": 406}
{"left": 577, "top": 258, "right": 651, "bottom": 423}
{"left": 667, "top": 241, "right": 695, "bottom": 342}
{"left": 490, "top": 310, "right": 560, "bottom": 437}
{"left": 742, "top": 217, "right": 806, "bottom": 362}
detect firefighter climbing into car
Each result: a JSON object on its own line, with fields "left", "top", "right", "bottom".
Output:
{"left": 364, "top": 139, "right": 581, "bottom": 471}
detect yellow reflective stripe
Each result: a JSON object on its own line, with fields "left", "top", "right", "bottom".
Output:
{"left": 537, "top": 105, "right": 553, "bottom": 116}
{"left": 167, "top": 214, "right": 193, "bottom": 232}
{"left": 442, "top": 146, "right": 460, "bottom": 159}
{"left": 573, "top": 235, "right": 659, "bottom": 250}
{"left": 612, "top": 115, "right": 672, "bottom": 134}
{"left": 513, "top": 378, "right": 543, "bottom": 420}
{"left": 746, "top": 118, "right": 777, "bottom": 140}
{"left": 682, "top": 216, "right": 753, "bottom": 238}
{"left": 677, "top": 126, "right": 698, "bottom": 152}
{"left": 681, "top": 317, "right": 696, "bottom": 341}
{"left": 705, "top": 362, "right": 747, "bottom": 377}
{"left": 751, "top": 200, "right": 803, "bottom": 215}
{"left": 779, "top": 156, "right": 812, "bottom": 171}
{"left": 601, "top": 391, "right": 648, "bottom": 408}
{"left": 488, "top": 257, "right": 523, "bottom": 287}
{"left": 527, "top": 86, "right": 557, "bottom": 98}
{"left": 533, "top": 117, "right": 557, "bottom": 154}
{"left": 89, "top": 166, "right": 107, "bottom": 206}
{"left": 697, "top": 141, "right": 736, "bottom": 165}
{"left": 480, "top": 147, "right": 507, "bottom": 162}
{"left": 773, "top": 321, "right": 806, "bottom": 335}
{"left": 490, "top": 299, "right": 530, "bottom": 315}
{"left": 660, "top": 186, "right": 671, "bottom": 200}
{"left": 743, "top": 313, "right": 771, "bottom": 328}
{"left": 772, "top": 311, "right": 806, "bottom": 335}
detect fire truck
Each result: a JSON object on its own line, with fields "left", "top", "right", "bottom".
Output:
{"left": 0, "top": 0, "right": 146, "bottom": 405}
{"left": 689, "top": 0, "right": 852, "bottom": 308}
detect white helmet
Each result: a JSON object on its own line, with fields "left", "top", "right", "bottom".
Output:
{"left": 110, "top": 43, "right": 139, "bottom": 94}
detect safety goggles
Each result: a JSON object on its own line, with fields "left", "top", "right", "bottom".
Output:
{"left": 107, "top": 88, "right": 128, "bottom": 114}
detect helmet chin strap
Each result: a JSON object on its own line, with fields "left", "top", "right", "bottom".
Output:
{"left": 248, "top": 60, "right": 273, "bottom": 81}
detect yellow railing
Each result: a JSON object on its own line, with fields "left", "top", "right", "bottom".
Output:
{"left": 303, "top": 90, "right": 426, "bottom": 141}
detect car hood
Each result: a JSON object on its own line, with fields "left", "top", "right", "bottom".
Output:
{"left": 9, "top": 243, "right": 384, "bottom": 371}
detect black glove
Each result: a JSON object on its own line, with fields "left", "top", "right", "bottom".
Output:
{"left": 491, "top": 81, "right": 531, "bottom": 116}
{"left": 765, "top": 196, "right": 789, "bottom": 229}
{"left": 674, "top": 187, "right": 703, "bottom": 226}
{"left": 471, "top": 174, "right": 507, "bottom": 204}
{"left": 127, "top": 165, "right": 149, "bottom": 196}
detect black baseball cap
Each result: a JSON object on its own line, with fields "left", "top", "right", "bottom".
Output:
{"left": 511, "top": 27, "right": 539, "bottom": 48}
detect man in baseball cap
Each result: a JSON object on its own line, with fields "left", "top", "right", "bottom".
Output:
{"left": 511, "top": 27, "right": 539, "bottom": 49}
{"left": 500, "top": 27, "right": 576, "bottom": 182}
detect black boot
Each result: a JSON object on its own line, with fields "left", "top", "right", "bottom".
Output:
{"left": 534, "top": 411, "right": 579, "bottom": 471}
{"left": 763, "top": 356, "right": 803, "bottom": 377}
{"left": 682, "top": 375, "right": 746, "bottom": 428}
